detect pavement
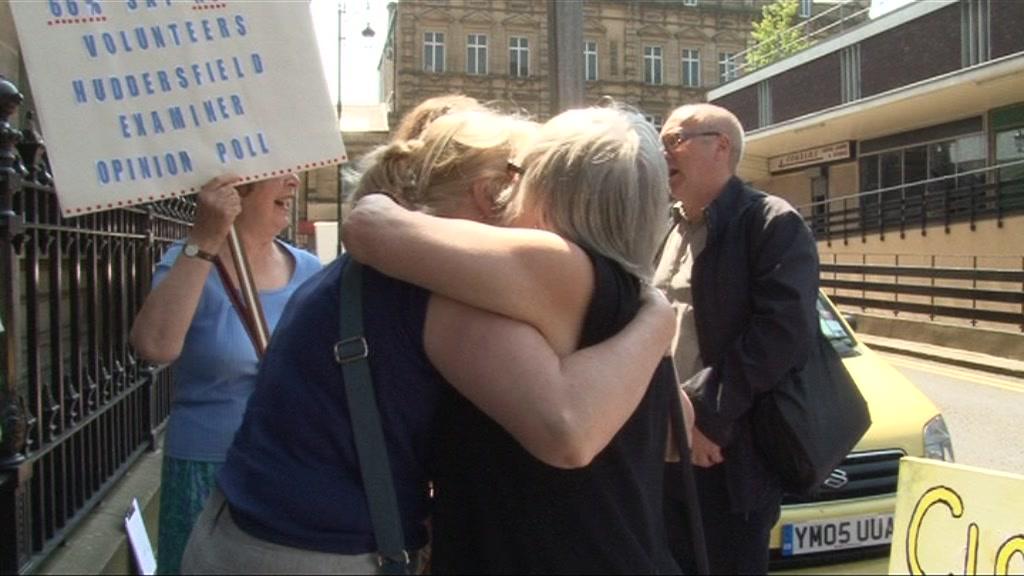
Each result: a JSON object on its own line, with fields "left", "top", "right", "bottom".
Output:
{"left": 857, "top": 333, "right": 1024, "bottom": 380}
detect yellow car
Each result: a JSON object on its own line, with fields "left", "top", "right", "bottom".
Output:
{"left": 768, "top": 294, "right": 954, "bottom": 573}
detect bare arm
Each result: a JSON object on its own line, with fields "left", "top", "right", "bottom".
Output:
{"left": 424, "top": 287, "right": 675, "bottom": 469}
{"left": 344, "top": 194, "right": 592, "bottom": 353}
{"left": 129, "top": 176, "right": 241, "bottom": 364}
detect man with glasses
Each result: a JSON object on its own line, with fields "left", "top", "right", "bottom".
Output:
{"left": 655, "top": 104, "right": 819, "bottom": 574}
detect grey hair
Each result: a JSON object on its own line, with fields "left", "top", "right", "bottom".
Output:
{"left": 500, "top": 106, "right": 670, "bottom": 281}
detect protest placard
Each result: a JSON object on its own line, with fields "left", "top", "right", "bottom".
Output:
{"left": 889, "top": 457, "right": 1024, "bottom": 575}
{"left": 10, "top": 0, "right": 346, "bottom": 217}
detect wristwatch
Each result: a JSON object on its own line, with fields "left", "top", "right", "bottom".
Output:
{"left": 183, "top": 243, "right": 218, "bottom": 263}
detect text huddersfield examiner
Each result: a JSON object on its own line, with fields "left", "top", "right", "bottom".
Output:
{"left": 71, "top": 53, "right": 264, "bottom": 105}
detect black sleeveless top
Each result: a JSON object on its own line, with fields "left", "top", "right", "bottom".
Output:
{"left": 430, "top": 249, "right": 680, "bottom": 574}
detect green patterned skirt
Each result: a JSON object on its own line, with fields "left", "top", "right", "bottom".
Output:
{"left": 157, "top": 455, "right": 221, "bottom": 575}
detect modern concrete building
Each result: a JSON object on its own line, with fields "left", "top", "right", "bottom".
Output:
{"left": 708, "top": 0, "right": 1024, "bottom": 333}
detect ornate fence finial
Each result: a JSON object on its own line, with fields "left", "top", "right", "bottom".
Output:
{"left": 17, "top": 111, "right": 49, "bottom": 185}
{"left": 0, "top": 74, "right": 27, "bottom": 463}
{"left": 0, "top": 75, "right": 25, "bottom": 183}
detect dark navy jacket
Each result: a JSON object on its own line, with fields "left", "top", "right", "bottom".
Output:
{"left": 682, "top": 176, "right": 820, "bottom": 512}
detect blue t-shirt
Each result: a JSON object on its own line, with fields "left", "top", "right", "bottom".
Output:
{"left": 217, "top": 255, "right": 443, "bottom": 555}
{"left": 157, "top": 239, "right": 322, "bottom": 462}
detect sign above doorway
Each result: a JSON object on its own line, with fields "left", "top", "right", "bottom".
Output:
{"left": 769, "top": 141, "right": 854, "bottom": 173}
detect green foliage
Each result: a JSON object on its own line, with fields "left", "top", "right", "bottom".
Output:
{"left": 746, "top": 0, "right": 810, "bottom": 70}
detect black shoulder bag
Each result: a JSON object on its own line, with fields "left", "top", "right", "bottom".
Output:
{"left": 742, "top": 197, "right": 872, "bottom": 496}
{"left": 752, "top": 325, "right": 872, "bottom": 496}
{"left": 334, "top": 259, "right": 413, "bottom": 575}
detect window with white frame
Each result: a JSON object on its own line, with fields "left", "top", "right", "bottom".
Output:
{"left": 840, "top": 44, "right": 861, "bottom": 103}
{"left": 467, "top": 34, "right": 488, "bottom": 75}
{"left": 683, "top": 0, "right": 698, "bottom": 6}
{"left": 961, "top": 0, "right": 991, "bottom": 66}
{"left": 643, "top": 46, "right": 663, "bottom": 85}
{"left": 718, "top": 51, "right": 737, "bottom": 83}
{"left": 799, "top": 0, "right": 813, "bottom": 18}
{"left": 681, "top": 48, "right": 700, "bottom": 87}
{"left": 585, "top": 41, "right": 598, "bottom": 82}
{"left": 509, "top": 36, "right": 529, "bottom": 77}
{"left": 757, "top": 80, "right": 772, "bottom": 127}
{"left": 423, "top": 32, "right": 445, "bottom": 73}
{"left": 643, "top": 114, "right": 664, "bottom": 131}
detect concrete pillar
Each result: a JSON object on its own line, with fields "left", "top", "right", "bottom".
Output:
{"left": 547, "top": 0, "right": 584, "bottom": 114}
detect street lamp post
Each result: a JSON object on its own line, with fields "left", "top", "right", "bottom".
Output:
{"left": 547, "top": 0, "right": 584, "bottom": 113}
{"left": 335, "top": 2, "right": 374, "bottom": 256}
{"left": 336, "top": 2, "right": 344, "bottom": 255}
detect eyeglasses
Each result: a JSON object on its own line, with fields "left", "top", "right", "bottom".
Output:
{"left": 661, "top": 130, "right": 722, "bottom": 150}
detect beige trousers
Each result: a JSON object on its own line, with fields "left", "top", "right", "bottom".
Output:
{"left": 181, "top": 488, "right": 410, "bottom": 575}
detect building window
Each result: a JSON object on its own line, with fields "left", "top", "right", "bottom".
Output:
{"left": 681, "top": 49, "right": 701, "bottom": 87}
{"left": 585, "top": 41, "right": 598, "bottom": 82}
{"left": 643, "top": 114, "right": 664, "bottom": 131}
{"left": 757, "top": 80, "right": 772, "bottom": 128}
{"left": 859, "top": 133, "right": 988, "bottom": 228}
{"left": 718, "top": 51, "right": 737, "bottom": 84}
{"left": 610, "top": 40, "right": 619, "bottom": 76}
{"left": 961, "top": 0, "right": 991, "bottom": 67}
{"left": 509, "top": 36, "right": 529, "bottom": 77}
{"left": 683, "top": 0, "right": 698, "bottom": 6}
{"left": 840, "top": 44, "right": 861, "bottom": 103}
{"left": 995, "top": 126, "right": 1024, "bottom": 209}
{"left": 643, "top": 46, "right": 663, "bottom": 85}
{"left": 467, "top": 34, "right": 488, "bottom": 75}
{"left": 798, "top": 0, "right": 813, "bottom": 18}
{"left": 423, "top": 31, "right": 445, "bottom": 73}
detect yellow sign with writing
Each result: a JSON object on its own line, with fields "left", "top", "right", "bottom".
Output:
{"left": 889, "top": 457, "right": 1024, "bottom": 575}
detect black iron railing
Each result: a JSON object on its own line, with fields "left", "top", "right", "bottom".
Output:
{"left": 797, "top": 160, "right": 1024, "bottom": 331}
{"left": 819, "top": 254, "right": 1024, "bottom": 332}
{"left": 0, "top": 78, "right": 192, "bottom": 573}
{"left": 799, "top": 161, "right": 1024, "bottom": 245}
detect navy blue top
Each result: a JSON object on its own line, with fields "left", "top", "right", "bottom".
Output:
{"left": 430, "top": 252, "right": 680, "bottom": 574}
{"left": 217, "top": 255, "right": 441, "bottom": 554}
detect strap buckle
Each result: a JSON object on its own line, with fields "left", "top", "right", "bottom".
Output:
{"left": 376, "top": 550, "right": 411, "bottom": 570}
{"left": 333, "top": 336, "right": 369, "bottom": 365}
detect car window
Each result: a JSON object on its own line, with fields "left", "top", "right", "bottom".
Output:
{"left": 817, "top": 294, "right": 859, "bottom": 358}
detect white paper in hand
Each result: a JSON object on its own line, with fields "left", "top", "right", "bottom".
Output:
{"left": 124, "top": 497, "right": 156, "bottom": 575}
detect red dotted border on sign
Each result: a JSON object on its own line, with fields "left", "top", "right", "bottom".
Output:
{"left": 63, "top": 156, "right": 348, "bottom": 217}
{"left": 47, "top": 16, "right": 108, "bottom": 26}
{"left": 192, "top": 3, "right": 228, "bottom": 10}
{"left": 240, "top": 156, "right": 349, "bottom": 182}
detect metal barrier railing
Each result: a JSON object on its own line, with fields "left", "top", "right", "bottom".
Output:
{"left": 820, "top": 254, "right": 1024, "bottom": 332}
{"left": 727, "top": 0, "right": 871, "bottom": 79}
{"left": 797, "top": 160, "right": 1024, "bottom": 245}
{"left": 0, "top": 78, "right": 191, "bottom": 573}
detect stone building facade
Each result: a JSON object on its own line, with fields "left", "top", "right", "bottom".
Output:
{"left": 379, "top": 0, "right": 771, "bottom": 127}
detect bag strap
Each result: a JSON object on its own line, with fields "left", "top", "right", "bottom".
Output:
{"left": 667, "top": 362, "right": 711, "bottom": 575}
{"left": 653, "top": 204, "right": 684, "bottom": 265}
{"left": 335, "top": 259, "right": 411, "bottom": 574}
